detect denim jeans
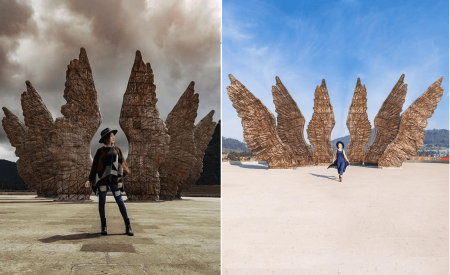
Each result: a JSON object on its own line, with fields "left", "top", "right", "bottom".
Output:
{"left": 98, "top": 182, "right": 128, "bottom": 222}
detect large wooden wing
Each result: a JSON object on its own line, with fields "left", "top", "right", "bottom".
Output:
{"left": 159, "top": 81, "right": 199, "bottom": 199}
{"left": 227, "top": 74, "right": 296, "bottom": 169}
{"left": 378, "top": 77, "right": 444, "bottom": 167}
{"left": 364, "top": 74, "right": 407, "bottom": 165}
{"left": 177, "top": 110, "right": 216, "bottom": 196}
{"left": 271, "top": 76, "right": 313, "bottom": 166}
{"left": 306, "top": 79, "right": 335, "bottom": 166}
{"left": 49, "top": 48, "right": 101, "bottom": 200}
{"left": 119, "top": 51, "right": 170, "bottom": 201}
{"left": 346, "top": 78, "right": 372, "bottom": 164}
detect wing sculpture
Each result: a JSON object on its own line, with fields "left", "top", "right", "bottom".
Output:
{"left": 378, "top": 77, "right": 444, "bottom": 167}
{"left": 364, "top": 74, "right": 407, "bottom": 165}
{"left": 227, "top": 74, "right": 296, "bottom": 169}
{"left": 177, "top": 110, "right": 216, "bottom": 198}
{"left": 346, "top": 78, "right": 372, "bottom": 164}
{"left": 306, "top": 79, "right": 335, "bottom": 166}
{"left": 119, "top": 51, "right": 170, "bottom": 201}
{"left": 272, "top": 77, "right": 314, "bottom": 166}
{"left": 2, "top": 48, "right": 101, "bottom": 201}
{"left": 48, "top": 48, "right": 102, "bottom": 201}
{"left": 2, "top": 99, "right": 57, "bottom": 197}
{"left": 159, "top": 82, "right": 199, "bottom": 200}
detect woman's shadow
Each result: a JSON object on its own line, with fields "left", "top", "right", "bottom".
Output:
{"left": 309, "top": 173, "right": 339, "bottom": 181}
{"left": 38, "top": 232, "right": 124, "bottom": 243}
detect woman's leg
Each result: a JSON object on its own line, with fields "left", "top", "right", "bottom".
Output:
{"left": 98, "top": 185, "right": 108, "bottom": 235}
{"left": 98, "top": 186, "right": 107, "bottom": 219}
{"left": 109, "top": 183, "right": 129, "bottom": 221}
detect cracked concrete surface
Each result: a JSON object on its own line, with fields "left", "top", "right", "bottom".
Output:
{"left": 0, "top": 196, "right": 220, "bottom": 274}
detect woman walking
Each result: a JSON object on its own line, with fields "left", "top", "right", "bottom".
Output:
{"left": 85, "top": 128, "right": 134, "bottom": 236}
{"left": 328, "top": 141, "right": 349, "bottom": 182}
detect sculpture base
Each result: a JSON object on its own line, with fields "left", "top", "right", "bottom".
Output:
{"left": 267, "top": 166, "right": 296, "bottom": 169}
{"left": 314, "top": 163, "right": 331, "bottom": 166}
{"left": 363, "top": 163, "right": 378, "bottom": 166}
{"left": 378, "top": 166, "right": 403, "bottom": 169}
{"left": 124, "top": 199, "right": 165, "bottom": 203}
{"left": 126, "top": 195, "right": 161, "bottom": 202}
{"left": 56, "top": 194, "right": 92, "bottom": 201}
{"left": 295, "top": 164, "right": 314, "bottom": 167}
{"left": 158, "top": 195, "right": 174, "bottom": 201}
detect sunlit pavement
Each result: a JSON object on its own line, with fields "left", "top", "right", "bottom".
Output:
{"left": 222, "top": 162, "right": 448, "bottom": 274}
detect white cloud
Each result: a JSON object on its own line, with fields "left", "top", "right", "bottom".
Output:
{"left": 0, "top": 145, "right": 17, "bottom": 162}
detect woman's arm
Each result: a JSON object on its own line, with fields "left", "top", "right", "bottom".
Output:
{"left": 88, "top": 149, "right": 100, "bottom": 185}
{"left": 116, "top": 146, "right": 124, "bottom": 189}
{"left": 343, "top": 150, "right": 349, "bottom": 162}
{"left": 333, "top": 150, "right": 336, "bottom": 162}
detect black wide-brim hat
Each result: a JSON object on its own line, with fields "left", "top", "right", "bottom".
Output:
{"left": 99, "top": 128, "right": 118, "bottom": 143}
{"left": 336, "top": 141, "right": 345, "bottom": 149}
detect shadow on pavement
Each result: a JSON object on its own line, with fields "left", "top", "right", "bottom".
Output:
{"left": 309, "top": 173, "right": 339, "bottom": 181}
{"left": 39, "top": 233, "right": 102, "bottom": 243}
{"left": 237, "top": 164, "right": 268, "bottom": 170}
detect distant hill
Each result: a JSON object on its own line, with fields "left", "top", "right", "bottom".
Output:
{"left": 331, "top": 129, "right": 449, "bottom": 151}
{"left": 223, "top": 128, "right": 449, "bottom": 154}
{"left": 195, "top": 120, "right": 221, "bottom": 185}
{"left": 222, "top": 137, "right": 250, "bottom": 152}
{"left": 222, "top": 148, "right": 248, "bottom": 154}
{"left": 331, "top": 131, "right": 372, "bottom": 151}
{"left": 421, "top": 129, "right": 449, "bottom": 148}
{"left": 0, "top": 159, "right": 32, "bottom": 191}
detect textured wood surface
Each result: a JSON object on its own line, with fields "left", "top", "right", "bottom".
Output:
{"left": 306, "top": 80, "right": 335, "bottom": 166}
{"left": 346, "top": 78, "right": 372, "bottom": 164}
{"left": 48, "top": 48, "right": 101, "bottom": 201}
{"left": 378, "top": 77, "right": 444, "bottom": 167}
{"left": 119, "top": 51, "right": 170, "bottom": 201}
{"left": 159, "top": 82, "right": 199, "bottom": 200}
{"left": 177, "top": 110, "right": 216, "bottom": 198}
{"left": 2, "top": 95, "right": 58, "bottom": 197}
{"left": 2, "top": 48, "right": 100, "bottom": 201}
{"left": 227, "top": 74, "right": 296, "bottom": 169}
{"left": 364, "top": 75, "right": 407, "bottom": 165}
{"left": 272, "top": 77, "right": 314, "bottom": 166}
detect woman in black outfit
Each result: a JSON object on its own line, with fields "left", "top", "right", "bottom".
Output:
{"left": 85, "top": 128, "right": 133, "bottom": 236}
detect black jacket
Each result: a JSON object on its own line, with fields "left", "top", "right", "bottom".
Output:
{"left": 89, "top": 145, "right": 126, "bottom": 195}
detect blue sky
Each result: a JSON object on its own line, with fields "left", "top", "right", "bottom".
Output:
{"left": 222, "top": 0, "right": 449, "bottom": 141}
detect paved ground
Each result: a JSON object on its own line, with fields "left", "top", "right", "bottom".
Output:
{"left": 222, "top": 162, "right": 449, "bottom": 274}
{"left": 0, "top": 195, "right": 220, "bottom": 274}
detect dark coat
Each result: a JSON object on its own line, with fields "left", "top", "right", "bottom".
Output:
{"left": 89, "top": 145, "right": 126, "bottom": 195}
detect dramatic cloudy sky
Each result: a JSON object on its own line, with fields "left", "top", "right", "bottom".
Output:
{"left": 223, "top": 0, "right": 449, "bottom": 142}
{"left": 0, "top": 0, "right": 221, "bottom": 161}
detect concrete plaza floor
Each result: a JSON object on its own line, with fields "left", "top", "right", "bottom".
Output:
{"left": 222, "top": 162, "right": 449, "bottom": 274}
{"left": 0, "top": 195, "right": 220, "bottom": 274}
